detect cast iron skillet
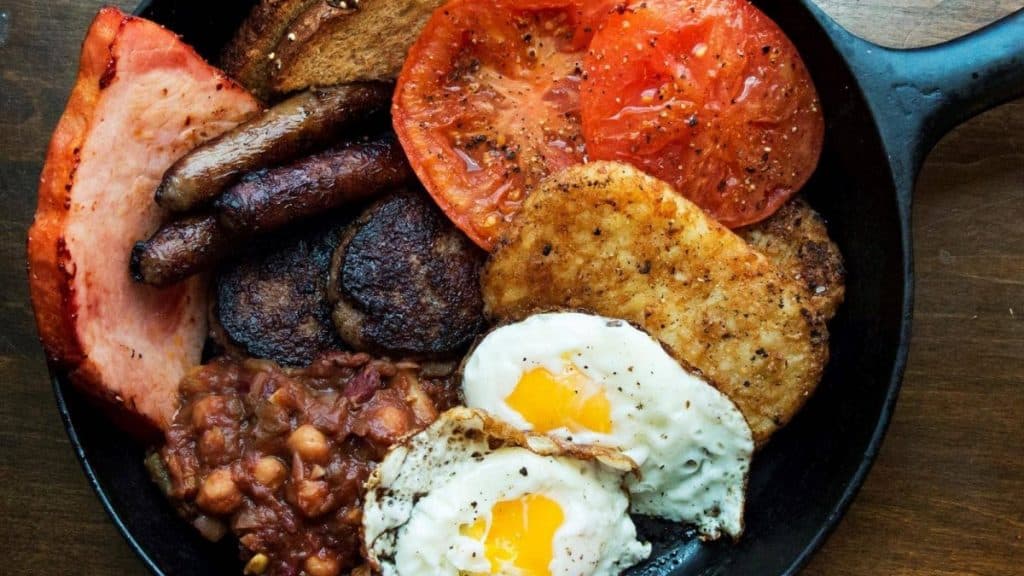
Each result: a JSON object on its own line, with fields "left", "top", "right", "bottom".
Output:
{"left": 49, "top": 1, "right": 1024, "bottom": 575}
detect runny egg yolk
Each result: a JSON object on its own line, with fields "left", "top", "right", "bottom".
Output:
{"left": 506, "top": 362, "right": 612, "bottom": 434}
{"left": 460, "top": 494, "right": 565, "bottom": 575}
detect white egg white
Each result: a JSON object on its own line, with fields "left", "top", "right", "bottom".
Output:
{"left": 462, "top": 312, "right": 755, "bottom": 539}
{"left": 362, "top": 407, "right": 651, "bottom": 576}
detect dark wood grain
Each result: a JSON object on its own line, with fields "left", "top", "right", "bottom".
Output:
{"left": 805, "top": 3, "right": 1024, "bottom": 574}
{"left": 0, "top": 1, "right": 1020, "bottom": 575}
{"left": 0, "top": 2, "right": 145, "bottom": 574}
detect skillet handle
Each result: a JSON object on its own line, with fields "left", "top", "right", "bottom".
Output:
{"left": 891, "top": 10, "right": 1024, "bottom": 150}
{"left": 802, "top": 4, "right": 1024, "bottom": 194}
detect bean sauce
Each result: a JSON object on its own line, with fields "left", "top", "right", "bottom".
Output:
{"left": 150, "top": 352, "right": 460, "bottom": 575}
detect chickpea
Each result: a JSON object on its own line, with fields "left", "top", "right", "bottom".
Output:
{"left": 253, "top": 456, "right": 287, "bottom": 489}
{"left": 371, "top": 405, "right": 411, "bottom": 442}
{"left": 403, "top": 376, "right": 437, "bottom": 424}
{"left": 294, "top": 479, "right": 330, "bottom": 518}
{"left": 268, "top": 388, "right": 291, "bottom": 408}
{"left": 196, "top": 467, "right": 242, "bottom": 515}
{"left": 304, "top": 554, "right": 340, "bottom": 576}
{"left": 287, "top": 424, "right": 330, "bottom": 463}
{"left": 190, "top": 395, "right": 225, "bottom": 430}
{"left": 198, "top": 428, "right": 226, "bottom": 463}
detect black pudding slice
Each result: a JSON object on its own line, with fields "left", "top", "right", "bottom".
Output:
{"left": 329, "top": 189, "right": 487, "bottom": 358}
{"left": 214, "top": 217, "right": 349, "bottom": 366}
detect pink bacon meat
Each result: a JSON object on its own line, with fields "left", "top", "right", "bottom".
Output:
{"left": 27, "top": 7, "right": 259, "bottom": 432}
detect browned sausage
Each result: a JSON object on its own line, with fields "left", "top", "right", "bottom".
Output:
{"left": 215, "top": 134, "right": 412, "bottom": 234}
{"left": 154, "top": 82, "right": 393, "bottom": 212}
{"left": 130, "top": 214, "right": 238, "bottom": 287}
{"left": 133, "top": 136, "right": 407, "bottom": 286}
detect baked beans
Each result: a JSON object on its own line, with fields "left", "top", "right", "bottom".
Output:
{"left": 150, "top": 352, "right": 459, "bottom": 575}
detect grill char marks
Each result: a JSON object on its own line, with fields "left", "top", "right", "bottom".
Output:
{"left": 330, "top": 189, "right": 486, "bottom": 358}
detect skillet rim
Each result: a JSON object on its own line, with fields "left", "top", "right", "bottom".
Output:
{"left": 46, "top": 0, "right": 916, "bottom": 574}
{"left": 782, "top": 234, "right": 912, "bottom": 575}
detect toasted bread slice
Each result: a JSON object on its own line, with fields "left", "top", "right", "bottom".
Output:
{"left": 482, "top": 162, "right": 829, "bottom": 445}
{"left": 739, "top": 197, "right": 846, "bottom": 321}
{"left": 271, "top": 0, "right": 446, "bottom": 95}
{"left": 220, "top": 0, "right": 322, "bottom": 100}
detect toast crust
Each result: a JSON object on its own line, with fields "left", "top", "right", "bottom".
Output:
{"left": 220, "top": 0, "right": 322, "bottom": 100}
{"left": 271, "top": 0, "right": 446, "bottom": 95}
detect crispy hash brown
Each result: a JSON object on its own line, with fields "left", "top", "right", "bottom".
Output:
{"left": 738, "top": 198, "right": 846, "bottom": 321}
{"left": 482, "top": 162, "right": 829, "bottom": 444}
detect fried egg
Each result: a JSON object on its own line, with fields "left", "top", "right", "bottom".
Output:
{"left": 362, "top": 407, "right": 650, "bottom": 576}
{"left": 462, "top": 312, "right": 754, "bottom": 538}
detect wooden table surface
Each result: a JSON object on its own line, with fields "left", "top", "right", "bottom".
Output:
{"left": 1, "top": 1, "right": 1021, "bottom": 574}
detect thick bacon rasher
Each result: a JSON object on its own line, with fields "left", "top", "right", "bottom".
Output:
{"left": 27, "top": 7, "right": 259, "bottom": 431}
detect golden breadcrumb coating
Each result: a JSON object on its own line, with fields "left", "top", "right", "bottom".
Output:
{"left": 483, "top": 162, "right": 829, "bottom": 445}
{"left": 739, "top": 198, "right": 845, "bottom": 321}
